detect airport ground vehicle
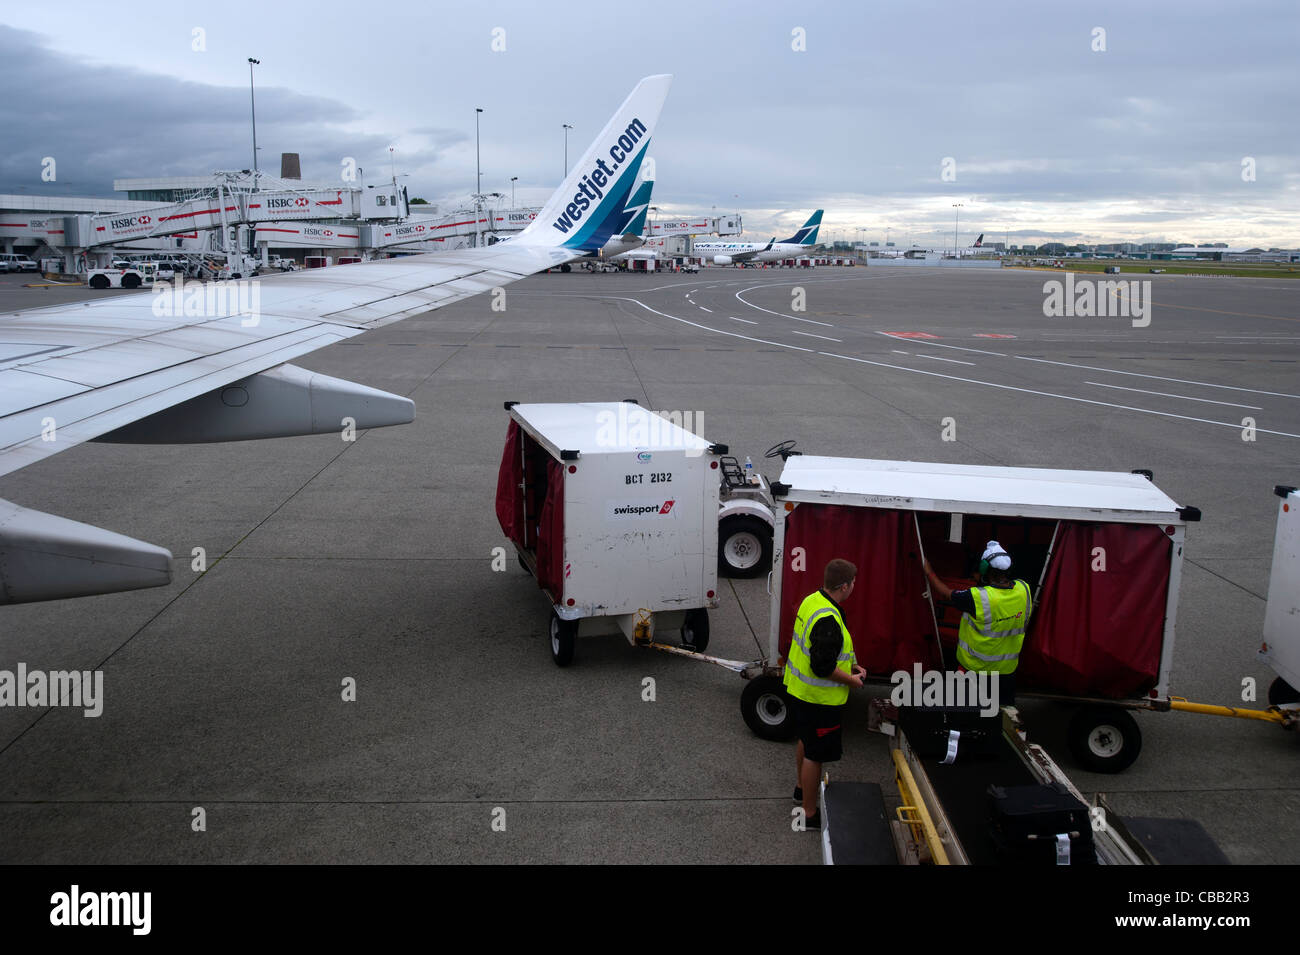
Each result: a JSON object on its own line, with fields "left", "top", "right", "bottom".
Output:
{"left": 818, "top": 702, "right": 1227, "bottom": 865}
{"left": 716, "top": 446, "right": 780, "bottom": 578}
{"left": 741, "top": 450, "right": 1198, "bottom": 772}
{"left": 739, "top": 448, "right": 1297, "bottom": 772}
{"left": 497, "top": 401, "right": 725, "bottom": 665}
{"left": 0, "top": 253, "right": 39, "bottom": 273}
{"left": 87, "top": 266, "right": 147, "bottom": 289}
{"left": 1261, "top": 485, "right": 1300, "bottom": 705}
{"left": 88, "top": 260, "right": 176, "bottom": 288}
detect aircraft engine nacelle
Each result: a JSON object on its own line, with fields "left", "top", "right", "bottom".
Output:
{"left": 713, "top": 255, "right": 733, "bottom": 266}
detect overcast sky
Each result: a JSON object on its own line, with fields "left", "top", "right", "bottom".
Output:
{"left": 2, "top": 1, "right": 1297, "bottom": 247}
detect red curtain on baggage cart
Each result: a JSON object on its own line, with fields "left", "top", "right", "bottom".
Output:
{"left": 536, "top": 458, "right": 565, "bottom": 597}
{"left": 1018, "top": 522, "right": 1171, "bottom": 698}
{"left": 778, "top": 504, "right": 941, "bottom": 674}
{"left": 779, "top": 504, "right": 1172, "bottom": 699}
{"left": 495, "top": 420, "right": 524, "bottom": 546}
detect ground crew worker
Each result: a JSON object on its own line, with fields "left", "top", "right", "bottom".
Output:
{"left": 923, "top": 540, "right": 1032, "bottom": 704}
{"left": 785, "top": 558, "right": 866, "bottom": 831}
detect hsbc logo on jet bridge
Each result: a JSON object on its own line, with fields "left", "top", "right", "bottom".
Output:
{"left": 109, "top": 216, "right": 149, "bottom": 231}
{"left": 265, "top": 197, "right": 311, "bottom": 209}
{"left": 550, "top": 117, "right": 647, "bottom": 235}
{"left": 606, "top": 499, "right": 676, "bottom": 521}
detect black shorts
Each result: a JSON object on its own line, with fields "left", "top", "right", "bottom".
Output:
{"left": 792, "top": 697, "right": 844, "bottom": 763}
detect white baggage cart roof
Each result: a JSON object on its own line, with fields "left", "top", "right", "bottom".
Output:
{"left": 510, "top": 402, "right": 713, "bottom": 459}
{"left": 777, "top": 455, "right": 1188, "bottom": 524}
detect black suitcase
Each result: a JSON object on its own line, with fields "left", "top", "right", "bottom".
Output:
{"left": 898, "top": 706, "right": 1001, "bottom": 762}
{"left": 987, "top": 782, "right": 1097, "bottom": 865}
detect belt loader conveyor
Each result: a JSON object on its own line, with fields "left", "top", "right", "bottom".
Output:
{"left": 817, "top": 704, "right": 1229, "bottom": 866}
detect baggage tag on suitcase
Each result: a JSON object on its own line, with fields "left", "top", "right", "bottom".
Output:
{"left": 899, "top": 706, "right": 1001, "bottom": 763}
{"left": 987, "top": 783, "right": 1097, "bottom": 865}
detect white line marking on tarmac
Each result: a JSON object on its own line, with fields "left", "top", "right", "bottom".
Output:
{"left": 1084, "top": 381, "right": 1262, "bottom": 410}
{"left": 699, "top": 306, "right": 712, "bottom": 312}
{"left": 600, "top": 293, "right": 1300, "bottom": 439}
{"left": 734, "top": 287, "right": 835, "bottom": 327}
{"left": 916, "top": 353, "right": 976, "bottom": 365}
{"left": 730, "top": 316, "right": 758, "bottom": 324}
{"left": 818, "top": 352, "right": 1300, "bottom": 439}
{"left": 876, "top": 331, "right": 1006, "bottom": 356}
{"left": 1015, "top": 356, "right": 1300, "bottom": 399}
{"left": 612, "top": 298, "right": 816, "bottom": 351}
{"left": 891, "top": 350, "right": 910, "bottom": 355}
{"left": 792, "top": 330, "right": 843, "bottom": 342}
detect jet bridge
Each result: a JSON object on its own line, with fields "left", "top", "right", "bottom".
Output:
{"left": 61, "top": 183, "right": 409, "bottom": 250}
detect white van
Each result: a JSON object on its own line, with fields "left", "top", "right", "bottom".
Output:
{"left": 0, "top": 253, "right": 39, "bottom": 273}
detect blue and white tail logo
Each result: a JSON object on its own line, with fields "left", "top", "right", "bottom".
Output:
{"left": 516, "top": 76, "right": 672, "bottom": 253}
{"left": 619, "top": 172, "right": 655, "bottom": 237}
{"left": 778, "top": 209, "right": 823, "bottom": 247}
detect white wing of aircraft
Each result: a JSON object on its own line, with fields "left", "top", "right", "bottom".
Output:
{"left": 0, "top": 74, "right": 672, "bottom": 604}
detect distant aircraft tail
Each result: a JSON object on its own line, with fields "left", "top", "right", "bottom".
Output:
{"left": 779, "top": 209, "right": 823, "bottom": 246}
{"left": 973, "top": 233, "right": 984, "bottom": 247}
{"left": 517, "top": 75, "right": 672, "bottom": 252}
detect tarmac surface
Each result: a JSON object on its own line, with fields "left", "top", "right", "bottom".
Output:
{"left": 0, "top": 264, "right": 1297, "bottom": 864}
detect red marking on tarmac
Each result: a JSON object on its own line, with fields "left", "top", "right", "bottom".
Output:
{"left": 884, "top": 332, "right": 939, "bottom": 339}
{"left": 974, "top": 333, "right": 1017, "bottom": 339}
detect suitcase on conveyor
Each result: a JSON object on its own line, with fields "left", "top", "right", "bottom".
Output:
{"left": 987, "top": 782, "right": 1097, "bottom": 865}
{"left": 898, "top": 705, "right": 1001, "bottom": 762}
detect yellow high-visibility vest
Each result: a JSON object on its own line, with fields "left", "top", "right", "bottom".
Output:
{"left": 956, "top": 580, "right": 1031, "bottom": 675}
{"left": 784, "top": 591, "right": 855, "bottom": 705}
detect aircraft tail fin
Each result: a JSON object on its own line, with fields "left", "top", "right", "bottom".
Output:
{"left": 620, "top": 168, "right": 655, "bottom": 238}
{"left": 974, "top": 233, "right": 984, "bottom": 247}
{"left": 779, "top": 209, "right": 823, "bottom": 246}
{"left": 517, "top": 75, "right": 672, "bottom": 252}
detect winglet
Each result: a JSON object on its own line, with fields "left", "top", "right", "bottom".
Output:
{"left": 517, "top": 75, "right": 672, "bottom": 252}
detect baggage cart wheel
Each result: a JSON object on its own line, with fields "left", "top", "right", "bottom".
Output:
{"left": 681, "top": 608, "right": 710, "bottom": 653}
{"left": 121, "top": 273, "right": 141, "bottom": 289}
{"left": 718, "top": 515, "right": 773, "bottom": 579}
{"left": 1067, "top": 706, "right": 1141, "bottom": 774}
{"left": 1268, "top": 676, "right": 1299, "bottom": 706}
{"left": 741, "top": 674, "right": 795, "bottom": 741}
{"left": 550, "top": 611, "right": 577, "bottom": 667}
{"left": 89, "top": 274, "right": 110, "bottom": 289}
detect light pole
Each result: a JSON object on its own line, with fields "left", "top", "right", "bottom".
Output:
{"left": 247, "top": 58, "right": 260, "bottom": 182}
{"left": 952, "top": 202, "right": 963, "bottom": 255}
{"left": 511, "top": 176, "right": 518, "bottom": 207}
{"left": 562, "top": 124, "right": 573, "bottom": 177}
{"left": 475, "top": 108, "right": 484, "bottom": 196}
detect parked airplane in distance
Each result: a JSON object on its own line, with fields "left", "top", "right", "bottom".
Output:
{"left": 694, "top": 210, "right": 822, "bottom": 265}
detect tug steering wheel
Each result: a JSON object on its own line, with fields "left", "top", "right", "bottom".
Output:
{"left": 765, "top": 440, "right": 797, "bottom": 460}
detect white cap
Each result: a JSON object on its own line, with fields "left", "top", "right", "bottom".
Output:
{"left": 982, "top": 541, "right": 1012, "bottom": 571}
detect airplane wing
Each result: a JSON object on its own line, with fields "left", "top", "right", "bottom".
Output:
{"left": 0, "top": 74, "right": 672, "bottom": 604}
{"left": 734, "top": 239, "right": 775, "bottom": 263}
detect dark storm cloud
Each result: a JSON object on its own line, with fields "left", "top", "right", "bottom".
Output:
{"left": 0, "top": 26, "right": 448, "bottom": 194}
